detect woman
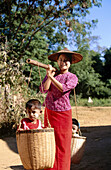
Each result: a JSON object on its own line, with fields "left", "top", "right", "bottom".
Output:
{"left": 40, "top": 48, "right": 83, "bottom": 170}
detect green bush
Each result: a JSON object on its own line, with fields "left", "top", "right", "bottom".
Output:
{"left": 0, "top": 84, "right": 45, "bottom": 137}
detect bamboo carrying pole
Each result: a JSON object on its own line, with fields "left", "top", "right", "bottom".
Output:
{"left": 26, "top": 58, "right": 56, "bottom": 71}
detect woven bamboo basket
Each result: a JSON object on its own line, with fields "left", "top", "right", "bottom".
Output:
{"left": 71, "top": 135, "right": 86, "bottom": 164}
{"left": 16, "top": 128, "right": 55, "bottom": 170}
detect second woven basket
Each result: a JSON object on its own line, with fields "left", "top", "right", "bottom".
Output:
{"left": 71, "top": 135, "right": 86, "bottom": 164}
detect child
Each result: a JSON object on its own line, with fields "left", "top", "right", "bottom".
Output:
{"left": 72, "top": 118, "right": 80, "bottom": 137}
{"left": 17, "top": 99, "right": 42, "bottom": 131}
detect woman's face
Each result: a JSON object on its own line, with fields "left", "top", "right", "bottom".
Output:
{"left": 57, "top": 54, "right": 71, "bottom": 72}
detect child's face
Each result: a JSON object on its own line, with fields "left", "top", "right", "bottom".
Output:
{"left": 26, "top": 108, "right": 42, "bottom": 121}
{"left": 72, "top": 124, "right": 78, "bottom": 133}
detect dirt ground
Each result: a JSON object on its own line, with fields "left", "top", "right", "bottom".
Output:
{"left": 0, "top": 106, "right": 111, "bottom": 170}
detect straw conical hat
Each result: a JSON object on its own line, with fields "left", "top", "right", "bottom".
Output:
{"left": 48, "top": 48, "right": 83, "bottom": 64}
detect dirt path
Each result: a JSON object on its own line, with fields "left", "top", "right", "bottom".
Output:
{"left": 0, "top": 107, "right": 111, "bottom": 170}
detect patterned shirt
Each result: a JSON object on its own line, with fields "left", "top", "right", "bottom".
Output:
{"left": 40, "top": 72, "right": 78, "bottom": 111}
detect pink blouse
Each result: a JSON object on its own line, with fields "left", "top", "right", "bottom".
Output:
{"left": 40, "top": 72, "right": 78, "bottom": 111}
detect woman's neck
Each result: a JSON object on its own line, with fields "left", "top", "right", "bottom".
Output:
{"left": 60, "top": 70, "right": 68, "bottom": 74}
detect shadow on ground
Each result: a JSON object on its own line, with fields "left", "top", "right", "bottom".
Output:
{"left": 10, "top": 165, "right": 24, "bottom": 170}
{"left": 1, "top": 135, "right": 18, "bottom": 153}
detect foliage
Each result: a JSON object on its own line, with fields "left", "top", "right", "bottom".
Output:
{"left": 0, "top": 0, "right": 103, "bottom": 93}
{"left": 2, "top": 0, "right": 111, "bottom": 136}
{"left": 0, "top": 50, "right": 45, "bottom": 137}
{"left": 69, "top": 47, "right": 111, "bottom": 98}
{"left": 0, "top": 83, "right": 45, "bottom": 137}
{"left": 22, "top": 32, "right": 49, "bottom": 91}
{"left": 0, "top": 50, "right": 24, "bottom": 86}
{"left": 103, "top": 48, "right": 111, "bottom": 81}
{"left": 88, "top": 48, "right": 111, "bottom": 97}
{"left": 0, "top": 0, "right": 102, "bottom": 56}
{"left": 91, "top": 51, "right": 104, "bottom": 78}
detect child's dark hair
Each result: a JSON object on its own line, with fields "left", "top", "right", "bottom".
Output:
{"left": 26, "top": 99, "right": 41, "bottom": 110}
{"left": 72, "top": 118, "right": 79, "bottom": 127}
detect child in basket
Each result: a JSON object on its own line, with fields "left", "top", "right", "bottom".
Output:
{"left": 17, "top": 99, "right": 42, "bottom": 131}
{"left": 72, "top": 118, "right": 81, "bottom": 137}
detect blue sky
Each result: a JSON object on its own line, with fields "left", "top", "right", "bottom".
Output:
{"left": 87, "top": 0, "right": 111, "bottom": 50}
{"left": 66, "top": 0, "right": 111, "bottom": 51}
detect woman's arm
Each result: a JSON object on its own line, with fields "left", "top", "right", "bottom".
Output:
{"left": 48, "top": 75, "right": 63, "bottom": 92}
{"left": 45, "top": 65, "right": 63, "bottom": 92}
{"left": 43, "top": 76, "right": 52, "bottom": 91}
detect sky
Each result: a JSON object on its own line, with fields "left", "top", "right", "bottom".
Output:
{"left": 87, "top": 0, "right": 111, "bottom": 50}
{"left": 66, "top": 0, "right": 111, "bottom": 52}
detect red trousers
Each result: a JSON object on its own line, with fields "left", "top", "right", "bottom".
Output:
{"left": 44, "top": 107, "right": 72, "bottom": 170}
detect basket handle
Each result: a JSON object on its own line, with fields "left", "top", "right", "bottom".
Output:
{"left": 37, "top": 65, "right": 51, "bottom": 128}
{"left": 73, "top": 88, "right": 82, "bottom": 135}
{"left": 74, "top": 88, "right": 78, "bottom": 120}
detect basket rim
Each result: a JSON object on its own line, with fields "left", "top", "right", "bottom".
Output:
{"left": 72, "top": 135, "right": 86, "bottom": 139}
{"left": 16, "top": 128, "right": 54, "bottom": 134}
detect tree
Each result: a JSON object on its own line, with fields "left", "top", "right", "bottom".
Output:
{"left": 0, "top": 0, "right": 102, "bottom": 57}
{"left": 103, "top": 48, "right": 111, "bottom": 81}
{"left": 90, "top": 50, "right": 104, "bottom": 80}
{"left": 70, "top": 47, "right": 111, "bottom": 98}
{"left": 0, "top": 0, "right": 102, "bottom": 92}
{"left": 89, "top": 48, "right": 111, "bottom": 97}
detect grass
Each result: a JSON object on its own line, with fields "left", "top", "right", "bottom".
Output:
{"left": 70, "top": 97, "right": 111, "bottom": 107}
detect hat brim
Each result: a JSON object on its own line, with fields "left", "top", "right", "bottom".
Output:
{"left": 48, "top": 51, "right": 83, "bottom": 64}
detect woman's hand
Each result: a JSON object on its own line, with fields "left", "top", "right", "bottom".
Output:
{"left": 44, "top": 65, "right": 63, "bottom": 92}
{"left": 46, "top": 65, "right": 55, "bottom": 78}
{"left": 43, "top": 65, "right": 55, "bottom": 91}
